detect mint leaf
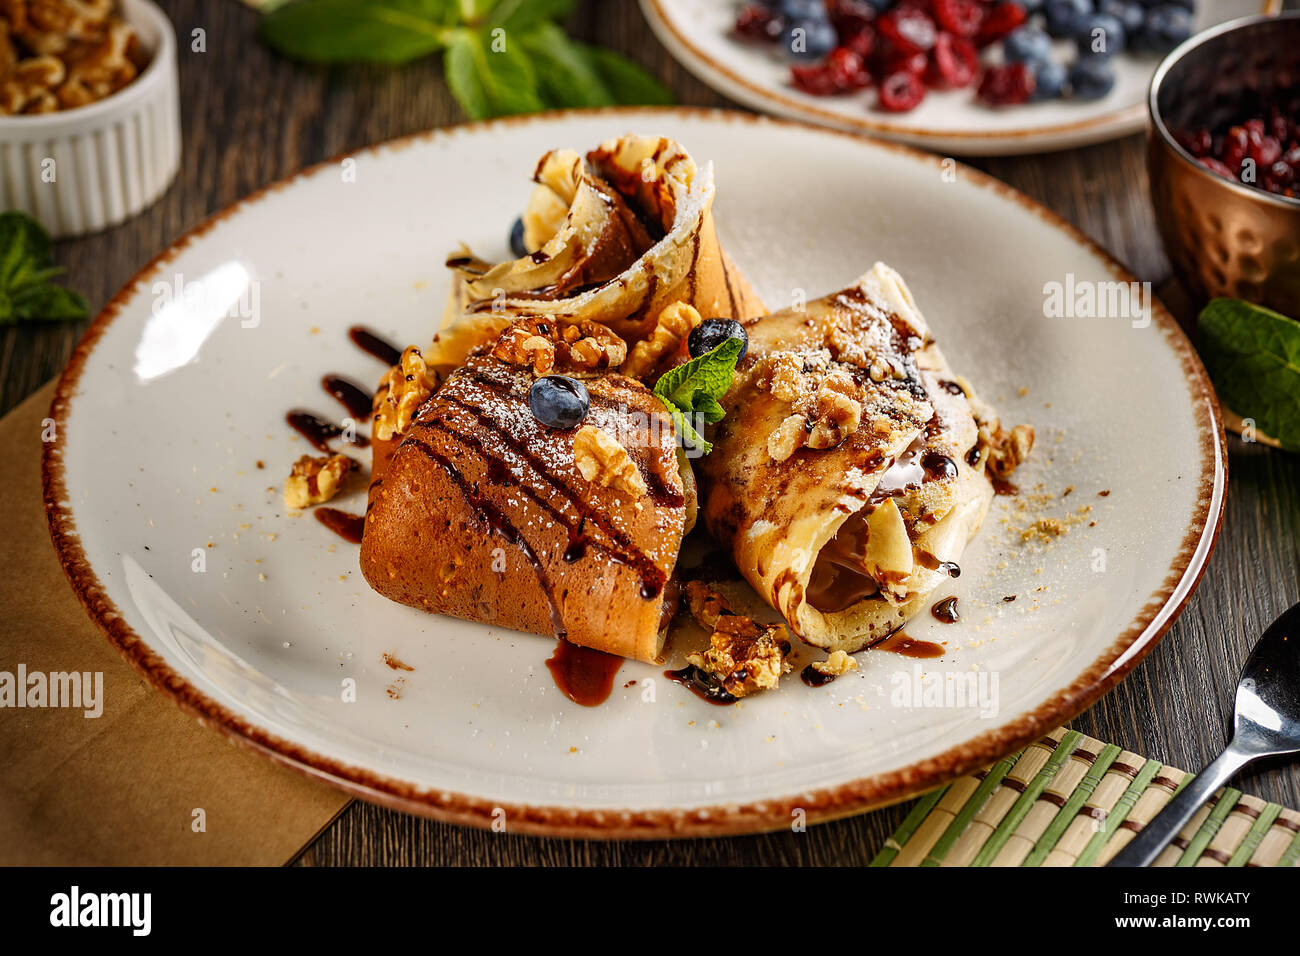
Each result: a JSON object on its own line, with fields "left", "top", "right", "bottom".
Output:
{"left": 488, "top": 0, "right": 575, "bottom": 30}
{"left": 519, "top": 23, "right": 613, "bottom": 108}
{"left": 0, "top": 212, "right": 88, "bottom": 326}
{"left": 653, "top": 337, "right": 743, "bottom": 454}
{"left": 1198, "top": 297, "right": 1300, "bottom": 452}
{"left": 259, "top": 0, "right": 456, "bottom": 65}
{"left": 578, "top": 44, "right": 673, "bottom": 106}
{"left": 444, "top": 27, "right": 545, "bottom": 119}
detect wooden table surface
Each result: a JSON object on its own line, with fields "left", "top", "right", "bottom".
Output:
{"left": 5, "top": 0, "right": 1298, "bottom": 866}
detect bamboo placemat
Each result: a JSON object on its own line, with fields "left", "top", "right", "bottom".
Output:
{"left": 871, "top": 727, "right": 1300, "bottom": 867}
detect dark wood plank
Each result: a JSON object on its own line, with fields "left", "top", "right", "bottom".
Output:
{"left": 4, "top": 0, "right": 1297, "bottom": 866}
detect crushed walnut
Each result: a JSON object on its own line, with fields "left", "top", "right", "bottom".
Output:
{"left": 622, "top": 300, "right": 702, "bottom": 380}
{"left": 810, "top": 650, "right": 858, "bottom": 678}
{"left": 573, "top": 425, "right": 647, "bottom": 497}
{"left": 683, "top": 580, "right": 734, "bottom": 630}
{"left": 985, "top": 422, "right": 1035, "bottom": 481}
{"left": 284, "top": 454, "right": 356, "bottom": 511}
{"left": 374, "top": 345, "right": 441, "bottom": 443}
{"left": 1020, "top": 516, "right": 1067, "bottom": 543}
{"left": 0, "top": 2, "right": 146, "bottom": 115}
{"left": 492, "top": 316, "right": 627, "bottom": 375}
{"left": 686, "top": 615, "right": 792, "bottom": 699}
{"left": 755, "top": 350, "right": 871, "bottom": 461}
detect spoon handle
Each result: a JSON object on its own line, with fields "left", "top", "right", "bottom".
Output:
{"left": 1108, "top": 745, "right": 1253, "bottom": 867}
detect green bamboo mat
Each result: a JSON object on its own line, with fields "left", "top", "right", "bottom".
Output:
{"left": 871, "top": 727, "right": 1300, "bottom": 867}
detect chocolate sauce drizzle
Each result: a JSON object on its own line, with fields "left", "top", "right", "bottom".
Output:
{"left": 931, "top": 596, "right": 960, "bottom": 624}
{"left": 347, "top": 325, "right": 402, "bottom": 366}
{"left": 546, "top": 639, "right": 622, "bottom": 707}
{"left": 315, "top": 507, "right": 365, "bottom": 544}
{"left": 286, "top": 410, "right": 370, "bottom": 452}
{"left": 321, "top": 374, "right": 373, "bottom": 420}
{"left": 664, "top": 664, "right": 737, "bottom": 706}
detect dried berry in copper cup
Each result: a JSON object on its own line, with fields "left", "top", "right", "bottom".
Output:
{"left": 1147, "top": 12, "right": 1300, "bottom": 315}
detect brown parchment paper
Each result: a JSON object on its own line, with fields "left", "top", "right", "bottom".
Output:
{"left": 0, "top": 382, "right": 351, "bottom": 865}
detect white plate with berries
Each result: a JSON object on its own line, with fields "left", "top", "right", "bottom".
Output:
{"left": 642, "top": 0, "right": 1280, "bottom": 155}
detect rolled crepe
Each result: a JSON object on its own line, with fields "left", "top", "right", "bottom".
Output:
{"left": 359, "top": 355, "right": 688, "bottom": 663}
{"left": 700, "top": 263, "right": 1015, "bottom": 654}
{"left": 429, "top": 134, "right": 763, "bottom": 371}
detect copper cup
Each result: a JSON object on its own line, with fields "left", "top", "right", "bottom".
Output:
{"left": 1148, "top": 12, "right": 1300, "bottom": 315}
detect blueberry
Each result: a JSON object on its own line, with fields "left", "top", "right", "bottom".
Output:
{"left": 1076, "top": 12, "right": 1126, "bottom": 56}
{"left": 1003, "top": 27, "right": 1053, "bottom": 65}
{"left": 528, "top": 376, "right": 590, "bottom": 429}
{"left": 1031, "top": 58, "right": 1068, "bottom": 99}
{"left": 1044, "top": 0, "right": 1091, "bottom": 39}
{"left": 783, "top": 16, "right": 837, "bottom": 59}
{"left": 1018, "top": 0, "right": 1046, "bottom": 10}
{"left": 1141, "top": 5, "right": 1193, "bottom": 52}
{"left": 1068, "top": 54, "right": 1116, "bottom": 100}
{"left": 509, "top": 217, "right": 527, "bottom": 259}
{"left": 688, "top": 319, "right": 749, "bottom": 362}
{"left": 1099, "top": 0, "right": 1144, "bottom": 35}
{"left": 779, "top": 0, "right": 827, "bottom": 20}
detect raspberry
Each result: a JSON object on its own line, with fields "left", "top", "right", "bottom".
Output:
{"left": 977, "top": 62, "right": 1035, "bottom": 106}
{"left": 975, "top": 2, "right": 1028, "bottom": 48}
{"left": 878, "top": 70, "right": 927, "bottom": 111}
{"left": 734, "top": 4, "right": 784, "bottom": 42}
{"left": 1197, "top": 157, "right": 1235, "bottom": 180}
{"left": 932, "top": 0, "right": 984, "bottom": 39}
{"left": 878, "top": 7, "right": 937, "bottom": 56}
{"left": 791, "top": 47, "right": 871, "bottom": 96}
{"left": 928, "top": 32, "right": 978, "bottom": 89}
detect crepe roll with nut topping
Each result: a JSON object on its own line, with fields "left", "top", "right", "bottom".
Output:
{"left": 430, "top": 134, "right": 763, "bottom": 372}
{"left": 360, "top": 318, "right": 692, "bottom": 663}
{"left": 699, "top": 263, "right": 1033, "bottom": 654}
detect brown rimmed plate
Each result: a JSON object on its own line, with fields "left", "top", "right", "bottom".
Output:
{"left": 43, "top": 108, "right": 1226, "bottom": 838}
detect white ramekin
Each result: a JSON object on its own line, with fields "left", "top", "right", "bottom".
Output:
{"left": 0, "top": 0, "right": 181, "bottom": 238}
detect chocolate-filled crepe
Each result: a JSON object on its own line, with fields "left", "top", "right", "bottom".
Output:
{"left": 361, "top": 320, "right": 692, "bottom": 663}
{"left": 699, "top": 263, "right": 1032, "bottom": 654}
{"left": 429, "top": 134, "right": 763, "bottom": 371}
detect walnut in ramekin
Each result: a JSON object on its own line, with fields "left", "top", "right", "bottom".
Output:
{"left": 0, "top": 0, "right": 149, "bottom": 115}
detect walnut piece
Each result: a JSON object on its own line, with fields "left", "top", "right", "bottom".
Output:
{"left": 811, "top": 650, "right": 858, "bottom": 678}
{"left": 374, "top": 345, "right": 441, "bottom": 442}
{"left": 284, "top": 454, "right": 355, "bottom": 511}
{"left": 573, "top": 425, "right": 647, "bottom": 497}
{"left": 683, "top": 580, "right": 733, "bottom": 631}
{"left": 986, "top": 422, "right": 1035, "bottom": 480}
{"left": 756, "top": 350, "right": 864, "bottom": 461}
{"left": 0, "top": 1, "right": 143, "bottom": 115}
{"left": 806, "top": 384, "right": 862, "bottom": 450}
{"left": 686, "top": 616, "right": 792, "bottom": 698}
{"left": 622, "top": 300, "right": 702, "bottom": 380}
{"left": 491, "top": 317, "right": 626, "bottom": 375}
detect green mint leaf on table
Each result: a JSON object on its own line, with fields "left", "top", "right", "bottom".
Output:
{"left": 258, "top": 0, "right": 672, "bottom": 117}
{"left": 445, "top": 27, "right": 545, "bottom": 119}
{"left": 258, "top": 0, "right": 458, "bottom": 64}
{"left": 0, "top": 212, "right": 88, "bottom": 326}
{"left": 653, "top": 337, "right": 744, "bottom": 455}
{"left": 577, "top": 44, "right": 673, "bottom": 106}
{"left": 487, "top": 0, "right": 576, "bottom": 32}
{"left": 1198, "top": 297, "right": 1300, "bottom": 452}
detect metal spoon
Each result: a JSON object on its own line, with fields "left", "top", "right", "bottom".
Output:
{"left": 1110, "top": 601, "right": 1300, "bottom": 867}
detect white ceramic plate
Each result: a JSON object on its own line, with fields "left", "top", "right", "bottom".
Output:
{"left": 640, "top": 0, "right": 1278, "bottom": 155}
{"left": 45, "top": 109, "right": 1225, "bottom": 837}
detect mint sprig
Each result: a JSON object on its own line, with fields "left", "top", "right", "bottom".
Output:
{"left": 258, "top": 0, "right": 672, "bottom": 120}
{"left": 1198, "top": 298, "right": 1300, "bottom": 452}
{"left": 0, "top": 212, "right": 89, "bottom": 326}
{"left": 653, "top": 337, "right": 743, "bottom": 455}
